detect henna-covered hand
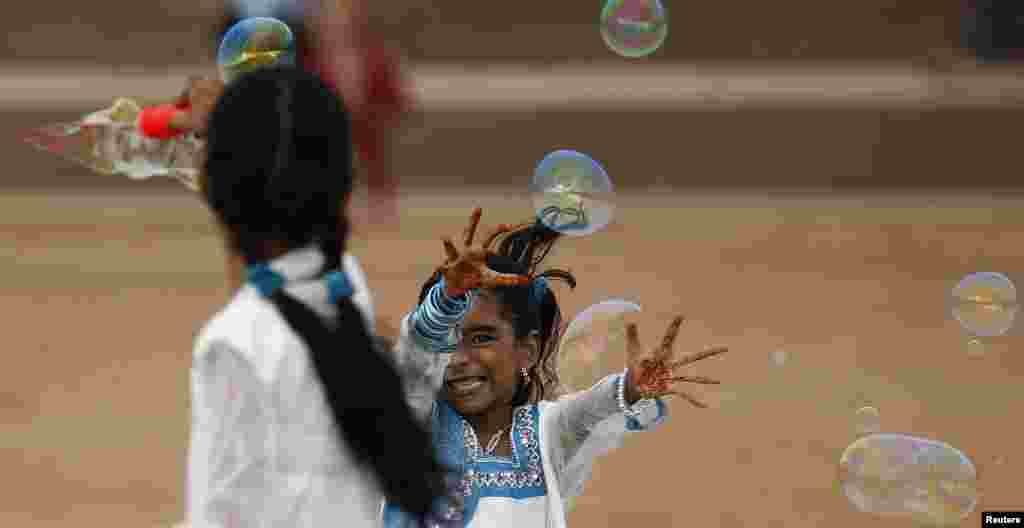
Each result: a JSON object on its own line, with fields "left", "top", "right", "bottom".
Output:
{"left": 436, "top": 208, "right": 531, "bottom": 297}
{"left": 624, "top": 316, "right": 728, "bottom": 409}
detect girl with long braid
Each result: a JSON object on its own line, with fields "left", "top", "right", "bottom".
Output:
{"left": 188, "top": 66, "right": 445, "bottom": 527}
{"left": 383, "top": 208, "right": 730, "bottom": 527}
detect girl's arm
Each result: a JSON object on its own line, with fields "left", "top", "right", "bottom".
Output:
{"left": 565, "top": 373, "right": 666, "bottom": 433}
{"left": 545, "top": 373, "right": 667, "bottom": 508}
{"left": 553, "top": 373, "right": 668, "bottom": 457}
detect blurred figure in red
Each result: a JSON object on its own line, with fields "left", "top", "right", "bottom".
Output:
{"left": 309, "top": 0, "right": 411, "bottom": 229}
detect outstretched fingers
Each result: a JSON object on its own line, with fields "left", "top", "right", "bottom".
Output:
{"left": 626, "top": 323, "right": 644, "bottom": 362}
{"left": 670, "top": 346, "right": 729, "bottom": 370}
{"left": 670, "top": 388, "right": 709, "bottom": 409}
{"left": 481, "top": 223, "right": 512, "bottom": 251}
{"left": 481, "top": 267, "right": 531, "bottom": 288}
{"left": 463, "top": 208, "right": 483, "bottom": 247}
{"left": 442, "top": 237, "right": 460, "bottom": 262}
{"left": 670, "top": 375, "right": 721, "bottom": 385}
{"left": 655, "top": 316, "right": 684, "bottom": 360}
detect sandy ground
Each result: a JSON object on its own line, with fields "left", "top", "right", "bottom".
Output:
{"left": 2, "top": 188, "right": 1022, "bottom": 527}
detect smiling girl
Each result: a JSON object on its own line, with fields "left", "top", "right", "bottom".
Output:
{"left": 382, "top": 208, "right": 729, "bottom": 527}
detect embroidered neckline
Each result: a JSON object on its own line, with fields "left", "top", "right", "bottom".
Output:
{"left": 463, "top": 417, "right": 516, "bottom": 465}
{"left": 458, "top": 405, "right": 546, "bottom": 499}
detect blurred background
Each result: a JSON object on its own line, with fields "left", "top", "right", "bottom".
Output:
{"left": 2, "top": 1, "right": 1023, "bottom": 527}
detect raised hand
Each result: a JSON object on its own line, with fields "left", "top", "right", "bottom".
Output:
{"left": 170, "top": 77, "right": 225, "bottom": 135}
{"left": 624, "top": 316, "right": 728, "bottom": 409}
{"left": 436, "top": 208, "right": 531, "bottom": 297}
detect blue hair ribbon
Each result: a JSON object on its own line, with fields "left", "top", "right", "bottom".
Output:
{"left": 245, "top": 263, "right": 353, "bottom": 305}
{"left": 325, "top": 270, "right": 354, "bottom": 304}
{"left": 246, "top": 263, "right": 286, "bottom": 297}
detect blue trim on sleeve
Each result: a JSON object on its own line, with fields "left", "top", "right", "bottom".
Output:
{"left": 411, "top": 279, "right": 474, "bottom": 353}
{"left": 625, "top": 398, "right": 668, "bottom": 431}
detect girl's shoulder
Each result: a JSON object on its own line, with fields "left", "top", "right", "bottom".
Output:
{"left": 192, "top": 287, "right": 288, "bottom": 367}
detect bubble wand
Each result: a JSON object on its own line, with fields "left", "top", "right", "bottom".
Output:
{"left": 19, "top": 17, "right": 296, "bottom": 191}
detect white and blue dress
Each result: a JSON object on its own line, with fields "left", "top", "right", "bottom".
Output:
{"left": 382, "top": 282, "right": 669, "bottom": 528}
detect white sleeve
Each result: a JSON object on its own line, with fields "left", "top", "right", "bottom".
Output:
{"left": 392, "top": 313, "right": 450, "bottom": 424}
{"left": 188, "top": 342, "right": 276, "bottom": 528}
{"left": 342, "top": 253, "right": 376, "bottom": 335}
{"left": 547, "top": 374, "right": 668, "bottom": 503}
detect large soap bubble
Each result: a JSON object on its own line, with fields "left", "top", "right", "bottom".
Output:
{"left": 838, "top": 433, "right": 978, "bottom": 525}
{"left": 217, "top": 17, "right": 297, "bottom": 83}
{"left": 531, "top": 150, "right": 615, "bottom": 237}
{"left": 558, "top": 299, "right": 642, "bottom": 392}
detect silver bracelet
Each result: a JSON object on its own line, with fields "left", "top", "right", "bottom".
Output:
{"left": 616, "top": 368, "right": 642, "bottom": 418}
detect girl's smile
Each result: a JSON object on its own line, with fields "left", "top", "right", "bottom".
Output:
{"left": 441, "top": 295, "right": 531, "bottom": 418}
{"left": 445, "top": 375, "right": 488, "bottom": 398}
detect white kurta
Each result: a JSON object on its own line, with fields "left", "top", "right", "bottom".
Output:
{"left": 187, "top": 248, "right": 380, "bottom": 528}
{"left": 390, "top": 310, "right": 668, "bottom": 528}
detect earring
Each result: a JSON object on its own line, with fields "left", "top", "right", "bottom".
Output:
{"left": 521, "top": 367, "right": 530, "bottom": 381}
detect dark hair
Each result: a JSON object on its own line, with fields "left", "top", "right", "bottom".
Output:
{"left": 418, "top": 221, "right": 576, "bottom": 403}
{"left": 203, "top": 66, "right": 445, "bottom": 518}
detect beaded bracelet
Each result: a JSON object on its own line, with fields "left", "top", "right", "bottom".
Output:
{"left": 616, "top": 368, "right": 642, "bottom": 418}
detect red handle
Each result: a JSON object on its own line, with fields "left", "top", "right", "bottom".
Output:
{"left": 139, "top": 104, "right": 185, "bottom": 139}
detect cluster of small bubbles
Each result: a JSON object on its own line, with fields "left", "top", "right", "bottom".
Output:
{"left": 599, "top": 0, "right": 669, "bottom": 58}
{"left": 531, "top": 150, "right": 615, "bottom": 237}
{"left": 558, "top": 299, "right": 641, "bottom": 391}
{"left": 838, "top": 433, "right": 978, "bottom": 525}
{"left": 950, "top": 272, "right": 1018, "bottom": 338}
{"left": 217, "top": 17, "right": 297, "bottom": 83}
{"left": 854, "top": 406, "right": 881, "bottom": 436}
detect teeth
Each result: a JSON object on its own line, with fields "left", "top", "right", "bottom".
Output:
{"left": 450, "top": 378, "right": 484, "bottom": 392}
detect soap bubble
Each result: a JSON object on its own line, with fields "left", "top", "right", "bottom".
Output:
{"left": 558, "top": 299, "right": 641, "bottom": 391}
{"left": 217, "top": 17, "right": 297, "bottom": 83}
{"left": 838, "top": 433, "right": 978, "bottom": 525}
{"left": 855, "top": 406, "right": 881, "bottom": 436}
{"left": 965, "top": 338, "right": 986, "bottom": 358}
{"left": 950, "top": 272, "right": 1018, "bottom": 337}
{"left": 600, "top": 0, "right": 669, "bottom": 58}
{"left": 531, "top": 150, "right": 615, "bottom": 237}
